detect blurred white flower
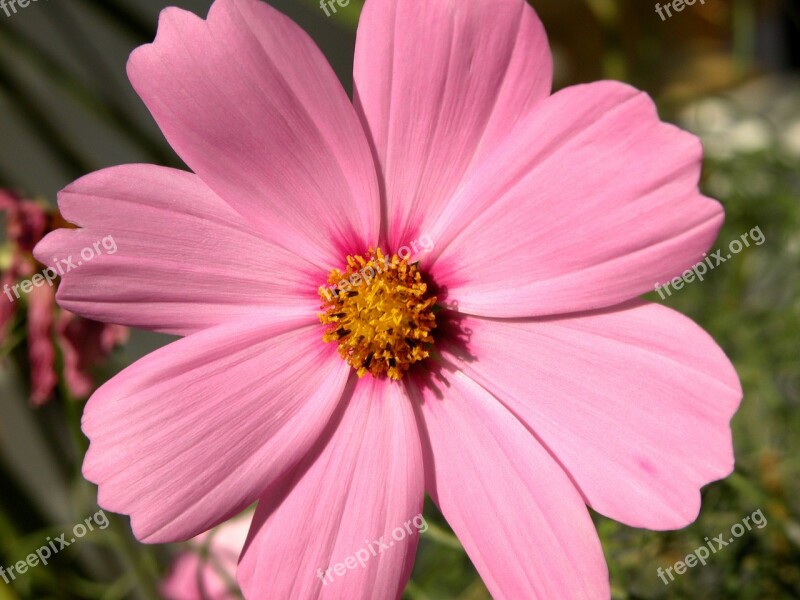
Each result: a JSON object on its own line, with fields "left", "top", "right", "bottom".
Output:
{"left": 780, "top": 121, "right": 800, "bottom": 157}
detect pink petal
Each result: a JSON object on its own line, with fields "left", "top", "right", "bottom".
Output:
{"left": 83, "top": 310, "right": 351, "bottom": 543}
{"left": 412, "top": 370, "right": 609, "bottom": 600}
{"left": 34, "top": 165, "right": 320, "bottom": 336}
{"left": 127, "top": 0, "right": 380, "bottom": 267}
{"left": 353, "top": 0, "right": 552, "bottom": 248}
{"left": 238, "top": 378, "right": 424, "bottom": 600}
{"left": 443, "top": 301, "right": 741, "bottom": 530}
{"left": 428, "top": 82, "right": 724, "bottom": 317}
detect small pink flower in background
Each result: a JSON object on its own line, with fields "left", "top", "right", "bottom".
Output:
{"left": 34, "top": 0, "right": 741, "bottom": 598}
{"left": 26, "top": 281, "right": 58, "bottom": 405}
{"left": 0, "top": 190, "right": 128, "bottom": 406}
{"left": 57, "top": 311, "right": 129, "bottom": 400}
{"left": 162, "top": 512, "right": 251, "bottom": 600}
{"left": 1, "top": 190, "right": 48, "bottom": 260}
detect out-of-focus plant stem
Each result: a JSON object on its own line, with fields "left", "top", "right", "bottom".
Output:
{"left": 732, "top": 0, "right": 756, "bottom": 71}
{"left": 583, "top": 0, "right": 627, "bottom": 81}
{"left": 105, "top": 514, "right": 163, "bottom": 600}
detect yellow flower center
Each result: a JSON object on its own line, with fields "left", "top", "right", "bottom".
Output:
{"left": 319, "top": 248, "right": 437, "bottom": 380}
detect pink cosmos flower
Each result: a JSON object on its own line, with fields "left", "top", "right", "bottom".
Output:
{"left": 34, "top": 0, "right": 741, "bottom": 597}
{"left": 162, "top": 512, "right": 251, "bottom": 600}
{"left": 1, "top": 190, "right": 127, "bottom": 405}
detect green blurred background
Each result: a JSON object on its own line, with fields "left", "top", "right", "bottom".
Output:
{"left": 1, "top": 0, "right": 799, "bottom": 598}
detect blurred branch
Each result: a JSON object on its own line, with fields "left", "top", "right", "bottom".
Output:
{"left": 77, "top": 0, "right": 155, "bottom": 42}
{"left": 105, "top": 514, "right": 163, "bottom": 600}
{"left": 582, "top": 0, "right": 627, "bottom": 81}
{"left": 0, "top": 328, "right": 26, "bottom": 362}
{"left": 732, "top": 0, "right": 756, "bottom": 70}
{"left": 0, "top": 162, "right": 15, "bottom": 190}
{"left": 0, "top": 20, "right": 173, "bottom": 166}
{"left": 42, "top": 1, "right": 128, "bottom": 102}
{"left": 0, "top": 60, "right": 91, "bottom": 179}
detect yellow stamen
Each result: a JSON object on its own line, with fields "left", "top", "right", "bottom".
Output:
{"left": 319, "top": 248, "right": 437, "bottom": 380}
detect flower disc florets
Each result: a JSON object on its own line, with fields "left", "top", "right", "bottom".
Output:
{"left": 319, "top": 248, "right": 437, "bottom": 380}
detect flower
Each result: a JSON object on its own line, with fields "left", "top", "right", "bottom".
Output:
{"left": 162, "top": 512, "right": 251, "bottom": 600}
{"left": 1, "top": 190, "right": 127, "bottom": 405}
{"left": 34, "top": 0, "right": 742, "bottom": 598}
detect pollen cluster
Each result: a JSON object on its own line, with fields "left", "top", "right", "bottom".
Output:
{"left": 319, "top": 248, "right": 437, "bottom": 380}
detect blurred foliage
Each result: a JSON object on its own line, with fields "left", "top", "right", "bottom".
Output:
{"left": 1, "top": 0, "right": 799, "bottom": 598}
